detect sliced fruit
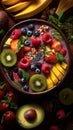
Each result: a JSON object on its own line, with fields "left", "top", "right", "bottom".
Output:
{"left": 52, "top": 39, "right": 62, "bottom": 52}
{"left": 47, "top": 77, "right": 54, "bottom": 89}
{"left": 6, "top": 1, "right": 32, "bottom": 13}
{"left": 60, "top": 62, "right": 68, "bottom": 70}
{"left": 0, "top": 49, "right": 17, "bottom": 67}
{"left": 16, "top": 104, "right": 45, "bottom": 129}
{"left": 10, "top": 39, "right": 19, "bottom": 51}
{"left": 44, "top": 53, "right": 57, "bottom": 64}
{"left": 50, "top": 71, "right": 59, "bottom": 85}
{"left": 52, "top": 66, "right": 63, "bottom": 80}
{"left": 55, "top": 63, "right": 65, "bottom": 75}
{"left": 4, "top": 38, "right": 12, "bottom": 46}
{"left": 29, "top": 74, "right": 47, "bottom": 92}
{"left": 13, "top": 72, "right": 20, "bottom": 82}
{"left": 45, "top": 46, "right": 51, "bottom": 52}
{"left": 59, "top": 88, "right": 73, "bottom": 105}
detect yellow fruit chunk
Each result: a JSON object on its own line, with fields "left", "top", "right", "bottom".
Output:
{"left": 46, "top": 46, "right": 51, "bottom": 52}
{"left": 52, "top": 66, "right": 63, "bottom": 80}
{"left": 47, "top": 77, "right": 54, "bottom": 89}
{"left": 60, "top": 62, "right": 68, "bottom": 70}
{"left": 5, "top": 38, "right": 12, "bottom": 45}
{"left": 56, "top": 63, "right": 65, "bottom": 75}
{"left": 50, "top": 71, "right": 59, "bottom": 85}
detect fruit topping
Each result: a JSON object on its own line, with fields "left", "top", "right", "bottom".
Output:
{"left": 0, "top": 49, "right": 17, "bottom": 67}
{"left": 44, "top": 53, "right": 58, "bottom": 64}
{"left": 52, "top": 40, "right": 62, "bottom": 52}
{"left": 42, "top": 33, "right": 52, "bottom": 45}
{"left": 19, "top": 58, "right": 30, "bottom": 69}
{"left": 24, "top": 109, "right": 37, "bottom": 122}
{"left": 11, "top": 29, "right": 21, "bottom": 40}
{"left": 31, "top": 37, "right": 41, "bottom": 48}
{"left": 24, "top": 40, "right": 31, "bottom": 46}
{"left": 29, "top": 74, "right": 47, "bottom": 92}
{"left": 56, "top": 109, "right": 66, "bottom": 120}
{"left": 41, "top": 64, "right": 50, "bottom": 75}
{"left": 28, "top": 24, "right": 35, "bottom": 30}
{"left": 27, "top": 30, "right": 33, "bottom": 37}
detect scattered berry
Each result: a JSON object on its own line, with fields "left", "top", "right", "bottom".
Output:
{"left": 20, "top": 27, "right": 27, "bottom": 35}
{"left": 34, "top": 30, "right": 40, "bottom": 37}
{"left": 36, "top": 62, "right": 42, "bottom": 69}
{"left": 60, "top": 49, "right": 67, "bottom": 56}
{"left": 19, "top": 58, "right": 30, "bottom": 69}
{"left": 20, "top": 78, "right": 25, "bottom": 84}
{"left": 24, "top": 40, "right": 31, "bottom": 46}
{"left": 42, "top": 33, "right": 52, "bottom": 45}
{"left": 23, "top": 85, "right": 29, "bottom": 91}
{"left": 11, "top": 29, "right": 21, "bottom": 40}
{"left": 35, "top": 68, "right": 41, "bottom": 74}
{"left": 44, "top": 53, "right": 57, "bottom": 64}
{"left": 41, "top": 64, "right": 50, "bottom": 75}
{"left": 0, "top": 102, "right": 9, "bottom": 112}
{"left": 56, "top": 109, "right": 66, "bottom": 120}
{"left": 6, "top": 90, "right": 18, "bottom": 102}
{"left": 31, "top": 37, "right": 41, "bottom": 48}
{"left": 49, "top": 125, "right": 59, "bottom": 130}
{"left": 27, "top": 30, "right": 33, "bottom": 37}
{"left": 30, "top": 64, "right": 36, "bottom": 71}
{"left": 28, "top": 24, "right": 34, "bottom": 30}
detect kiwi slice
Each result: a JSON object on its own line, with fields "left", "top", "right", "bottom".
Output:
{"left": 59, "top": 88, "right": 73, "bottom": 105}
{"left": 0, "top": 49, "right": 17, "bottom": 67}
{"left": 29, "top": 74, "right": 47, "bottom": 92}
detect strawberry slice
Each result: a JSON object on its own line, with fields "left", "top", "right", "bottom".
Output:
{"left": 52, "top": 40, "right": 62, "bottom": 52}
{"left": 13, "top": 72, "right": 20, "bottom": 82}
{"left": 44, "top": 53, "right": 57, "bottom": 64}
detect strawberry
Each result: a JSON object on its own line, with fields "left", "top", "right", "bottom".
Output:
{"left": 11, "top": 29, "right": 21, "bottom": 40}
{"left": 31, "top": 37, "right": 41, "bottom": 48}
{"left": 60, "top": 49, "right": 67, "bottom": 56}
{"left": 44, "top": 53, "right": 57, "bottom": 64}
{"left": 0, "top": 102, "right": 9, "bottom": 112}
{"left": 42, "top": 33, "right": 52, "bottom": 45}
{"left": 41, "top": 64, "right": 50, "bottom": 75}
{"left": 6, "top": 90, "right": 18, "bottom": 102}
{"left": 52, "top": 40, "right": 62, "bottom": 52}
{"left": 56, "top": 109, "right": 66, "bottom": 120}
{"left": 13, "top": 72, "right": 20, "bottom": 82}
{"left": 3, "top": 111, "right": 15, "bottom": 125}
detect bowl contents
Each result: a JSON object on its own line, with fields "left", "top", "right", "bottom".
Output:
{"left": 16, "top": 104, "right": 45, "bottom": 129}
{"left": 0, "top": 20, "right": 69, "bottom": 94}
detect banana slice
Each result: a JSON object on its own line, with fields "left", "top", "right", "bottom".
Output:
{"left": 60, "top": 62, "right": 68, "bottom": 70}
{"left": 47, "top": 77, "right": 54, "bottom": 89}
{"left": 50, "top": 71, "right": 59, "bottom": 85}
{"left": 6, "top": 1, "right": 32, "bottom": 13}
{"left": 52, "top": 66, "right": 63, "bottom": 80}
{"left": 56, "top": 63, "right": 65, "bottom": 75}
{"left": 2, "top": 0, "right": 20, "bottom": 6}
{"left": 14, "top": 0, "right": 52, "bottom": 20}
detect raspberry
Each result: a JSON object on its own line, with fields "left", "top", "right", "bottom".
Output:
{"left": 41, "top": 64, "right": 50, "bottom": 75}
{"left": 11, "top": 29, "right": 21, "bottom": 40}
{"left": 42, "top": 33, "right": 52, "bottom": 45}
{"left": 56, "top": 109, "right": 66, "bottom": 120}
{"left": 19, "top": 58, "right": 30, "bottom": 69}
{"left": 31, "top": 37, "right": 41, "bottom": 48}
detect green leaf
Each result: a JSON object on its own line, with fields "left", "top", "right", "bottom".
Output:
{"left": 51, "top": 29, "right": 63, "bottom": 40}
{"left": 22, "top": 70, "right": 30, "bottom": 81}
{"left": 10, "top": 102, "right": 18, "bottom": 109}
{"left": 57, "top": 52, "right": 65, "bottom": 63}
{"left": 14, "top": 80, "right": 22, "bottom": 88}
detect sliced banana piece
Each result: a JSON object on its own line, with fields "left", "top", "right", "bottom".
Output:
{"left": 47, "top": 77, "right": 54, "bottom": 89}
{"left": 6, "top": 1, "right": 32, "bottom": 13}
{"left": 56, "top": 63, "right": 65, "bottom": 75}
{"left": 52, "top": 66, "right": 63, "bottom": 80}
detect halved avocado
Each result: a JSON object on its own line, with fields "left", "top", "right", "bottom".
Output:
{"left": 16, "top": 104, "right": 45, "bottom": 129}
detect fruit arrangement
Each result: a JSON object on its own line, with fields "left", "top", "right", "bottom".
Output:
{"left": 0, "top": 19, "right": 70, "bottom": 94}
{"left": 1, "top": 0, "right": 52, "bottom": 20}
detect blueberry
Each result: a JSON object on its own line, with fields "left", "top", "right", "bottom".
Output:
{"left": 23, "top": 85, "right": 29, "bottom": 91}
{"left": 27, "top": 30, "right": 33, "bottom": 37}
{"left": 35, "top": 68, "right": 41, "bottom": 74}
{"left": 28, "top": 24, "right": 34, "bottom": 30}
{"left": 34, "top": 30, "right": 40, "bottom": 37}
{"left": 36, "top": 62, "right": 42, "bottom": 69}
{"left": 20, "top": 28, "right": 27, "bottom": 35}
{"left": 20, "top": 78, "right": 25, "bottom": 84}
{"left": 30, "top": 64, "right": 36, "bottom": 71}
{"left": 24, "top": 40, "right": 31, "bottom": 46}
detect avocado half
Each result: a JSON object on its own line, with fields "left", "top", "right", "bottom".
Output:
{"left": 16, "top": 104, "right": 45, "bottom": 129}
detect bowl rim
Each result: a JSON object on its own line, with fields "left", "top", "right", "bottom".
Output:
{"left": 0, "top": 18, "right": 71, "bottom": 95}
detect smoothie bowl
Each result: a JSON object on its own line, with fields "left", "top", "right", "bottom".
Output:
{"left": 0, "top": 19, "right": 70, "bottom": 95}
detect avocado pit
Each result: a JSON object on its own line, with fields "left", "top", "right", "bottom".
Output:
{"left": 24, "top": 109, "right": 37, "bottom": 123}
